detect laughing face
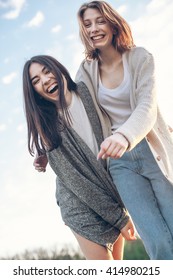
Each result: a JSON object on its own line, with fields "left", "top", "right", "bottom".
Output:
{"left": 82, "top": 8, "right": 114, "bottom": 50}
{"left": 29, "top": 62, "right": 59, "bottom": 103}
{"left": 29, "top": 62, "right": 72, "bottom": 107}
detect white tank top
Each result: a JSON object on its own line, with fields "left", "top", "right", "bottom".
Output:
{"left": 68, "top": 93, "right": 99, "bottom": 156}
{"left": 98, "top": 54, "right": 132, "bottom": 131}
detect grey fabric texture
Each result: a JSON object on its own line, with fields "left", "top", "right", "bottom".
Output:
{"left": 47, "top": 82, "right": 129, "bottom": 249}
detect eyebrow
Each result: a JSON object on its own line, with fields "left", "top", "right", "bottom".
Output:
{"left": 30, "top": 66, "right": 46, "bottom": 82}
{"left": 83, "top": 16, "right": 104, "bottom": 21}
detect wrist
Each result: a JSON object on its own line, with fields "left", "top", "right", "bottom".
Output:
{"left": 113, "top": 132, "right": 130, "bottom": 149}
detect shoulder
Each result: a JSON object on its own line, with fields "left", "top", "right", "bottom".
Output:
{"left": 75, "top": 58, "right": 99, "bottom": 84}
{"left": 79, "top": 58, "right": 98, "bottom": 72}
{"left": 127, "top": 46, "right": 153, "bottom": 61}
{"left": 131, "top": 46, "right": 150, "bottom": 54}
{"left": 125, "top": 47, "right": 154, "bottom": 71}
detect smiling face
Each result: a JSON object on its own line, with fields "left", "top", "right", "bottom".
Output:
{"left": 29, "top": 62, "right": 59, "bottom": 103}
{"left": 82, "top": 8, "right": 114, "bottom": 50}
{"left": 29, "top": 62, "right": 72, "bottom": 106}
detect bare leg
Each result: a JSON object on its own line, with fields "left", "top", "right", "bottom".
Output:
{"left": 72, "top": 230, "right": 114, "bottom": 260}
{"left": 112, "top": 234, "right": 124, "bottom": 260}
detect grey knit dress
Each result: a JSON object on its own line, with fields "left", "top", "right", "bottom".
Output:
{"left": 47, "top": 82, "right": 129, "bottom": 251}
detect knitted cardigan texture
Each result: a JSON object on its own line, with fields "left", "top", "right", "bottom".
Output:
{"left": 47, "top": 82, "right": 129, "bottom": 248}
{"left": 76, "top": 47, "right": 173, "bottom": 184}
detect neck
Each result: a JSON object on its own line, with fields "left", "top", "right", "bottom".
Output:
{"left": 98, "top": 45, "right": 121, "bottom": 66}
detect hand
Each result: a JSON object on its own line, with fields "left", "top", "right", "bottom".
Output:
{"left": 33, "top": 154, "right": 48, "bottom": 172}
{"left": 97, "top": 133, "right": 128, "bottom": 160}
{"left": 120, "top": 218, "right": 136, "bottom": 241}
{"left": 168, "top": 125, "right": 173, "bottom": 133}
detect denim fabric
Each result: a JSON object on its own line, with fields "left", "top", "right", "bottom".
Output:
{"left": 109, "top": 138, "right": 173, "bottom": 260}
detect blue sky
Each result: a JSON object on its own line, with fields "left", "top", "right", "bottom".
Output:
{"left": 0, "top": 0, "right": 173, "bottom": 257}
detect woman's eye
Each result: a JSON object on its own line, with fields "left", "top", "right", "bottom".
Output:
{"left": 43, "top": 67, "right": 51, "bottom": 74}
{"left": 32, "top": 79, "right": 39, "bottom": 85}
{"left": 98, "top": 20, "right": 106, "bottom": 24}
{"left": 44, "top": 69, "right": 50, "bottom": 74}
{"left": 84, "top": 24, "right": 91, "bottom": 28}
{"left": 84, "top": 19, "right": 106, "bottom": 28}
{"left": 83, "top": 21, "right": 91, "bottom": 28}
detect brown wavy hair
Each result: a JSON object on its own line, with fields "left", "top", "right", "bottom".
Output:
{"left": 77, "top": 0, "right": 135, "bottom": 59}
{"left": 22, "top": 55, "right": 77, "bottom": 156}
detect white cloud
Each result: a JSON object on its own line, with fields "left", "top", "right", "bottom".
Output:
{"left": 130, "top": 0, "right": 173, "bottom": 126}
{"left": 2, "top": 72, "right": 17, "bottom": 84}
{"left": 0, "top": 124, "right": 7, "bottom": 132}
{"left": 70, "top": 42, "right": 85, "bottom": 79}
{"left": 26, "top": 11, "right": 44, "bottom": 28}
{"left": 66, "top": 34, "right": 76, "bottom": 41}
{"left": 131, "top": 0, "right": 173, "bottom": 39}
{"left": 116, "top": 4, "right": 128, "bottom": 16}
{"left": 17, "top": 124, "right": 25, "bottom": 132}
{"left": 51, "top": 24, "right": 62, "bottom": 33}
{"left": 0, "top": 0, "right": 26, "bottom": 19}
{"left": 147, "top": 0, "right": 167, "bottom": 13}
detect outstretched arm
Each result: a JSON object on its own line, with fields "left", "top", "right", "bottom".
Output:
{"left": 97, "top": 133, "right": 129, "bottom": 160}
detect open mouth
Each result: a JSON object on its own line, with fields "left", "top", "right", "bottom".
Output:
{"left": 91, "top": 35, "right": 104, "bottom": 41}
{"left": 48, "top": 85, "right": 58, "bottom": 94}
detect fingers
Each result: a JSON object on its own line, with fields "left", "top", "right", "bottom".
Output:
{"left": 97, "top": 139, "right": 111, "bottom": 159}
{"left": 120, "top": 220, "right": 137, "bottom": 241}
{"left": 168, "top": 125, "right": 173, "bottom": 133}
{"left": 34, "top": 163, "right": 46, "bottom": 172}
{"left": 121, "top": 229, "right": 136, "bottom": 241}
{"left": 127, "top": 227, "right": 136, "bottom": 241}
{"left": 97, "top": 133, "right": 129, "bottom": 160}
{"left": 33, "top": 154, "right": 48, "bottom": 172}
{"left": 98, "top": 144, "right": 125, "bottom": 160}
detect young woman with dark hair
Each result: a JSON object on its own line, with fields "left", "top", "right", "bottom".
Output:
{"left": 23, "top": 54, "right": 135, "bottom": 260}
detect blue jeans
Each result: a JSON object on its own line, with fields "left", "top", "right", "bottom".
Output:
{"left": 109, "top": 138, "right": 173, "bottom": 260}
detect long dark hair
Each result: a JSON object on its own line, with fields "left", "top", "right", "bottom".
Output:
{"left": 77, "top": 1, "right": 135, "bottom": 59}
{"left": 22, "top": 55, "right": 77, "bottom": 156}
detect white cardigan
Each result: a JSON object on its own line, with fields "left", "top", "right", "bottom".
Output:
{"left": 76, "top": 47, "right": 173, "bottom": 184}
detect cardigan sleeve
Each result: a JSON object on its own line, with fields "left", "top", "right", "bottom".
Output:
{"left": 115, "top": 48, "right": 157, "bottom": 150}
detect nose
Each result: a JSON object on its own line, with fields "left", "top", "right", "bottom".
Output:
{"left": 42, "top": 75, "right": 50, "bottom": 85}
{"left": 90, "top": 23, "right": 99, "bottom": 34}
